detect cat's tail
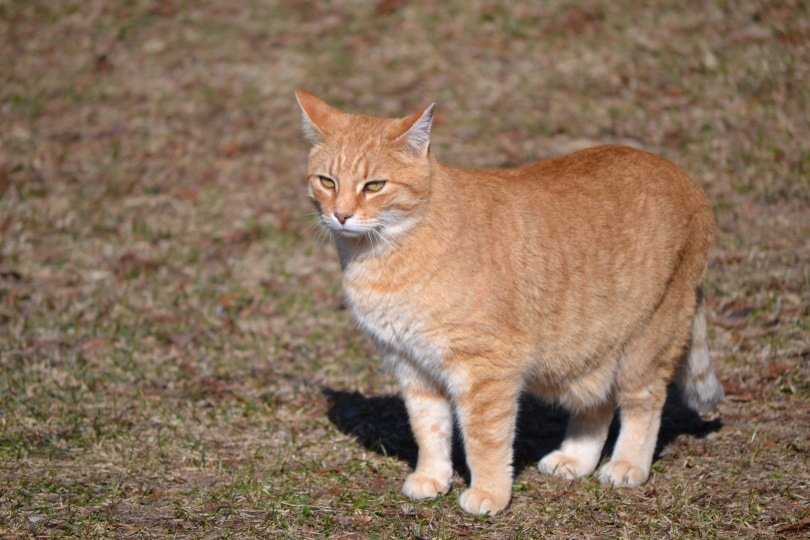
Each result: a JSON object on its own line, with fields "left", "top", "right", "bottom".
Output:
{"left": 675, "top": 289, "right": 725, "bottom": 413}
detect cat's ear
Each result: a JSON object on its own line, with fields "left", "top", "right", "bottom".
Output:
{"left": 295, "top": 89, "right": 340, "bottom": 145}
{"left": 394, "top": 103, "right": 435, "bottom": 158}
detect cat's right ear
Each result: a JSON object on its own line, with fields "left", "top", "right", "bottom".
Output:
{"left": 393, "top": 103, "right": 436, "bottom": 158}
{"left": 295, "top": 89, "right": 337, "bottom": 145}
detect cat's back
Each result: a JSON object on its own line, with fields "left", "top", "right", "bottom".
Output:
{"left": 447, "top": 145, "right": 713, "bottom": 242}
{"left": 507, "top": 145, "right": 707, "bottom": 205}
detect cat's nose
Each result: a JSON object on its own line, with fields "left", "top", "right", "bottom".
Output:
{"left": 334, "top": 211, "right": 353, "bottom": 225}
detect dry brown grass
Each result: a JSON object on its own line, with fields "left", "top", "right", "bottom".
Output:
{"left": 1, "top": 0, "right": 808, "bottom": 538}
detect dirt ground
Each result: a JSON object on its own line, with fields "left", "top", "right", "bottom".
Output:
{"left": 1, "top": 1, "right": 808, "bottom": 538}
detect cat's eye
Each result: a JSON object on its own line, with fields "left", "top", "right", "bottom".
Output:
{"left": 364, "top": 180, "right": 386, "bottom": 193}
{"left": 318, "top": 175, "right": 336, "bottom": 189}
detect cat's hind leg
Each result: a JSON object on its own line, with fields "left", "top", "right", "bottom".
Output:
{"left": 598, "top": 292, "right": 694, "bottom": 486}
{"left": 400, "top": 385, "right": 454, "bottom": 500}
{"left": 597, "top": 380, "right": 667, "bottom": 486}
{"left": 538, "top": 401, "right": 614, "bottom": 479}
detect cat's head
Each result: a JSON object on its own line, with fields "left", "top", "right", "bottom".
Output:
{"left": 295, "top": 89, "right": 435, "bottom": 243}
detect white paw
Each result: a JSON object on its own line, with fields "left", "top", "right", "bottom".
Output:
{"left": 458, "top": 487, "right": 510, "bottom": 515}
{"left": 402, "top": 473, "right": 450, "bottom": 500}
{"left": 598, "top": 460, "right": 648, "bottom": 486}
{"left": 538, "top": 450, "right": 594, "bottom": 479}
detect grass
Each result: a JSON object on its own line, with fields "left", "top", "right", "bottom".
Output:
{"left": 1, "top": 0, "right": 808, "bottom": 538}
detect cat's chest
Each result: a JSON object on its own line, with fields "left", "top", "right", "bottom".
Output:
{"left": 342, "top": 276, "right": 448, "bottom": 365}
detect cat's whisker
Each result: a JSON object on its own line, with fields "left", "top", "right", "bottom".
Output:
{"left": 364, "top": 229, "right": 377, "bottom": 252}
{"left": 316, "top": 224, "right": 333, "bottom": 246}
{"left": 301, "top": 211, "right": 322, "bottom": 219}
{"left": 304, "top": 216, "right": 332, "bottom": 247}
{"left": 300, "top": 216, "right": 322, "bottom": 234}
{"left": 372, "top": 228, "right": 395, "bottom": 251}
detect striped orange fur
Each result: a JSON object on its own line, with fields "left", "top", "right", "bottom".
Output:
{"left": 296, "top": 89, "right": 724, "bottom": 515}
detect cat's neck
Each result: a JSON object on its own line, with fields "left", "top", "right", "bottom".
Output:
{"left": 333, "top": 234, "right": 376, "bottom": 270}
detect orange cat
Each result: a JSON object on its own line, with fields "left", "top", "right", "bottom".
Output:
{"left": 295, "top": 89, "right": 724, "bottom": 515}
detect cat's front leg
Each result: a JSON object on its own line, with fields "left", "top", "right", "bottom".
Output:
{"left": 400, "top": 385, "right": 454, "bottom": 500}
{"left": 454, "top": 375, "right": 521, "bottom": 515}
{"left": 394, "top": 357, "right": 454, "bottom": 501}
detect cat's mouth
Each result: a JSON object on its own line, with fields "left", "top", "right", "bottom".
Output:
{"left": 323, "top": 216, "right": 375, "bottom": 238}
{"left": 322, "top": 211, "right": 412, "bottom": 246}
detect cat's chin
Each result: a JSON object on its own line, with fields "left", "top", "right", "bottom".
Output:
{"left": 327, "top": 225, "right": 375, "bottom": 241}
{"left": 332, "top": 229, "right": 367, "bottom": 239}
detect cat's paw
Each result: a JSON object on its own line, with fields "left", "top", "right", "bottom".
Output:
{"left": 402, "top": 473, "right": 450, "bottom": 500}
{"left": 598, "top": 460, "right": 648, "bottom": 486}
{"left": 458, "top": 487, "right": 510, "bottom": 515}
{"left": 538, "top": 451, "right": 594, "bottom": 479}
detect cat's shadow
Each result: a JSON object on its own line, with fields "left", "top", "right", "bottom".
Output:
{"left": 323, "top": 385, "right": 722, "bottom": 482}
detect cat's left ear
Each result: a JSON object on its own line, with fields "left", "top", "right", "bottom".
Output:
{"left": 394, "top": 103, "right": 435, "bottom": 158}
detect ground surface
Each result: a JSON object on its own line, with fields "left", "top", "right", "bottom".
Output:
{"left": 1, "top": 1, "right": 808, "bottom": 538}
